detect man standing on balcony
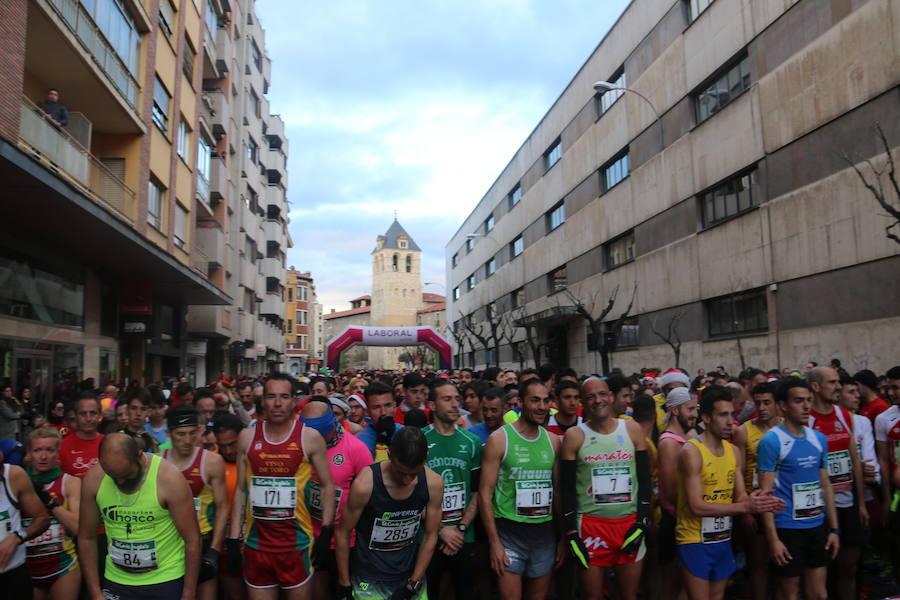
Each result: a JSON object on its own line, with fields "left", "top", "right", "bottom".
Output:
{"left": 36, "top": 89, "right": 68, "bottom": 128}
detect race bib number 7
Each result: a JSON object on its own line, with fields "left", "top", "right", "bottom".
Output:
{"left": 250, "top": 476, "right": 297, "bottom": 520}
{"left": 109, "top": 539, "right": 158, "bottom": 572}
{"left": 515, "top": 480, "right": 552, "bottom": 518}
{"left": 591, "top": 466, "right": 632, "bottom": 504}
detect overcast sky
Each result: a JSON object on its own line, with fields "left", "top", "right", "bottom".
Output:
{"left": 255, "top": 1, "right": 631, "bottom": 312}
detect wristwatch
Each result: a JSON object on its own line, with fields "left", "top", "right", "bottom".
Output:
{"left": 828, "top": 527, "right": 841, "bottom": 536}
{"left": 406, "top": 579, "right": 423, "bottom": 594}
{"left": 456, "top": 522, "right": 468, "bottom": 534}
{"left": 13, "top": 527, "right": 27, "bottom": 544}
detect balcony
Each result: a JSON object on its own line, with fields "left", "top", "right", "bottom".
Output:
{"left": 204, "top": 89, "right": 230, "bottom": 139}
{"left": 215, "top": 24, "right": 234, "bottom": 73}
{"left": 30, "top": 0, "right": 144, "bottom": 131}
{"left": 195, "top": 221, "right": 225, "bottom": 269}
{"left": 208, "top": 155, "right": 227, "bottom": 202}
{"left": 259, "top": 256, "right": 282, "bottom": 278}
{"left": 260, "top": 292, "right": 282, "bottom": 317}
{"left": 241, "top": 201, "right": 261, "bottom": 235}
{"left": 239, "top": 260, "right": 257, "bottom": 292}
{"left": 262, "top": 218, "right": 283, "bottom": 243}
{"left": 18, "top": 97, "right": 136, "bottom": 225}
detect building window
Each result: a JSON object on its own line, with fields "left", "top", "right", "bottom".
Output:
{"left": 467, "top": 273, "right": 476, "bottom": 291}
{"left": 453, "top": 287, "right": 460, "bottom": 300}
{"left": 466, "top": 237, "right": 474, "bottom": 253}
{"left": 182, "top": 41, "right": 195, "bottom": 84}
{"left": 597, "top": 66, "right": 626, "bottom": 116}
{"left": 406, "top": 255, "right": 412, "bottom": 273}
{"left": 148, "top": 179, "right": 164, "bottom": 230}
{"left": 300, "top": 335, "right": 307, "bottom": 349}
{"left": 158, "top": 0, "right": 175, "bottom": 43}
{"left": 249, "top": 89, "right": 260, "bottom": 119}
{"left": 204, "top": 0, "right": 218, "bottom": 33}
{"left": 152, "top": 77, "right": 171, "bottom": 133}
{"left": 543, "top": 138, "right": 562, "bottom": 171}
{"left": 197, "top": 135, "right": 212, "bottom": 197}
{"left": 546, "top": 201, "right": 565, "bottom": 232}
{"left": 617, "top": 316, "right": 640, "bottom": 348}
{"left": 398, "top": 239, "right": 408, "bottom": 249}
{"left": 700, "top": 167, "right": 759, "bottom": 228}
{"left": 508, "top": 183, "right": 522, "bottom": 209}
{"left": 247, "top": 137, "right": 259, "bottom": 165}
{"left": 510, "top": 235, "right": 523, "bottom": 258}
{"left": 299, "top": 286, "right": 308, "bottom": 301}
{"left": 485, "top": 215, "right": 495, "bottom": 233}
{"left": 0, "top": 253, "right": 85, "bottom": 327}
{"left": 707, "top": 288, "right": 768, "bottom": 337}
{"left": 603, "top": 150, "right": 630, "bottom": 192}
{"left": 695, "top": 54, "right": 750, "bottom": 124}
{"left": 287, "top": 287, "right": 293, "bottom": 302}
{"left": 287, "top": 319, "right": 292, "bottom": 333}
{"left": 548, "top": 265, "right": 567, "bottom": 294}
{"left": 510, "top": 287, "right": 524, "bottom": 309}
{"left": 251, "top": 40, "right": 262, "bottom": 71}
{"left": 297, "top": 310, "right": 308, "bottom": 325}
{"left": 392, "top": 254, "right": 398, "bottom": 271}
{"left": 604, "top": 231, "right": 635, "bottom": 270}
{"left": 174, "top": 203, "right": 188, "bottom": 249}
{"left": 177, "top": 119, "right": 191, "bottom": 160}
{"left": 452, "top": 253, "right": 459, "bottom": 267}
{"left": 485, "top": 257, "right": 496, "bottom": 277}
{"left": 685, "top": 0, "right": 715, "bottom": 23}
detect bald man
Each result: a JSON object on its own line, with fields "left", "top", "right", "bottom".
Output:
{"left": 78, "top": 433, "right": 200, "bottom": 600}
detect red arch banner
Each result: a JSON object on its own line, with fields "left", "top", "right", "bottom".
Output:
{"left": 325, "top": 326, "right": 453, "bottom": 371}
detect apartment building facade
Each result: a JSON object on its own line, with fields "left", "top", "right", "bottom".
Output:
{"left": 447, "top": 0, "right": 900, "bottom": 375}
{"left": 186, "top": 0, "right": 290, "bottom": 378}
{"left": 284, "top": 269, "right": 322, "bottom": 374}
{"left": 0, "top": 0, "right": 236, "bottom": 408}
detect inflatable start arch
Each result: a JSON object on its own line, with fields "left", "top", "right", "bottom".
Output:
{"left": 325, "top": 326, "right": 453, "bottom": 371}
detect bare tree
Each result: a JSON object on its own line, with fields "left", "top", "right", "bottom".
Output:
{"left": 510, "top": 306, "right": 542, "bottom": 369}
{"left": 463, "top": 318, "right": 493, "bottom": 368}
{"left": 728, "top": 278, "right": 747, "bottom": 372}
{"left": 563, "top": 284, "right": 637, "bottom": 375}
{"left": 842, "top": 123, "right": 900, "bottom": 245}
{"left": 484, "top": 309, "right": 513, "bottom": 369}
{"left": 650, "top": 310, "right": 686, "bottom": 370}
{"left": 448, "top": 324, "right": 469, "bottom": 368}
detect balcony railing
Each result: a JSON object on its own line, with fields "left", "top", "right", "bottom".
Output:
{"left": 46, "top": 0, "right": 140, "bottom": 108}
{"left": 20, "top": 96, "right": 137, "bottom": 224}
{"left": 197, "top": 173, "right": 210, "bottom": 202}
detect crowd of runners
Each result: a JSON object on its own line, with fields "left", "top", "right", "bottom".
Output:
{"left": 0, "top": 361, "right": 899, "bottom": 600}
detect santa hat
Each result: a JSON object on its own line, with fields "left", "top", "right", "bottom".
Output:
{"left": 347, "top": 393, "right": 367, "bottom": 409}
{"left": 659, "top": 368, "right": 690, "bottom": 388}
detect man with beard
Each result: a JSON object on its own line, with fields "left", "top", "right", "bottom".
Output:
{"left": 676, "top": 387, "right": 785, "bottom": 600}
{"left": 479, "top": 379, "right": 561, "bottom": 600}
{"left": 422, "top": 381, "right": 482, "bottom": 600}
{"left": 657, "top": 386, "right": 698, "bottom": 600}
{"left": 356, "top": 382, "right": 404, "bottom": 461}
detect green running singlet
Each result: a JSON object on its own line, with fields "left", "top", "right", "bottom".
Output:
{"left": 96, "top": 454, "right": 185, "bottom": 585}
{"left": 423, "top": 424, "right": 482, "bottom": 543}
{"left": 575, "top": 420, "right": 637, "bottom": 519}
{"left": 493, "top": 424, "right": 555, "bottom": 524}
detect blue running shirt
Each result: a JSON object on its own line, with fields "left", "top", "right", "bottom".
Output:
{"left": 756, "top": 425, "right": 828, "bottom": 529}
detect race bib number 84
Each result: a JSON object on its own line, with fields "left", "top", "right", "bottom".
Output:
{"left": 109, "top": 539, "right": 158, "bottom": 572}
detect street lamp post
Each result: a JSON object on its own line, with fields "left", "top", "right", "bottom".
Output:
{"left": 593, "top": 80, "right": 664, "bottom": 150}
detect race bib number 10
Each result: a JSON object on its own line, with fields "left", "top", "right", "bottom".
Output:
{"left": 250, "top": 476, "right": 297, "bottom": 520}
{"left": 515, "top": 480, "right": 552, "bottom": 518}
